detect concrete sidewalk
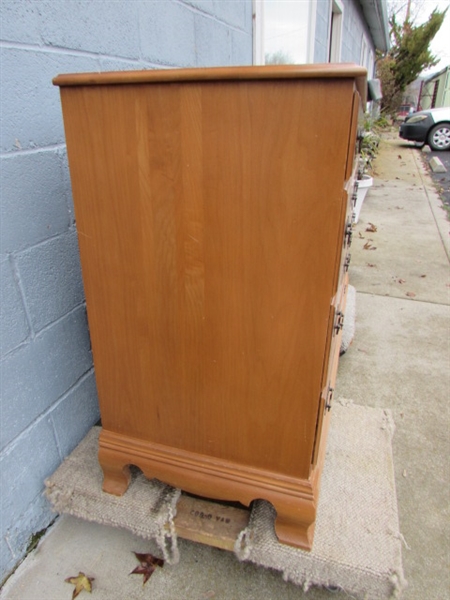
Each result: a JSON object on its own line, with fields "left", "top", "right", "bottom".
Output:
{"left": 1, "top": 132, "right": 449, "bottom": 600}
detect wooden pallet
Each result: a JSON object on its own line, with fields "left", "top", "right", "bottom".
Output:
{"left": 169, "top": 493, "right": 250, "bottom": 551}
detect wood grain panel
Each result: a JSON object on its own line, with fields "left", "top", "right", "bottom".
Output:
{"left": 60, "top": 77, "right": 355, "bottom": 480}
{"left": 57, "top": 66, "right": 365, "bottom": 548}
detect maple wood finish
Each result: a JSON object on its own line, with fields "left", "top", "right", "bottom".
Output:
{"left": 54, "top": 65, "right": 366, "bottom": 550}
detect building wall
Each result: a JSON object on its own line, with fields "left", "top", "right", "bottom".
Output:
{"left": 0, "top": 0, "right": 252, "bottom": 581}
{"left": 314, "top": 0, "right": 376, "bottom": 76}
{"left": 314, "top": 0, "right": 331, "bottom": 63}
{"left": 420, "top": 67, "right": 450, "bottom": 109}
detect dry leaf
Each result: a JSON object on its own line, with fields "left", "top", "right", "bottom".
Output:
{"left": 398, "top": 154, "right": 402, "bottom": 159}
{"left": 406, "top": 291, "right": 416, "bottom": 298}
{"left": 130, "top": 552, "right": 164, "bottom": 585}
{"left": 397, "top": 278, "right": 406, "bottom": 284}
{"left": 420, "top": 274, "right": 426, "bottom": 278}
{"left": 358, "top": 231, "right": 365, "bottom": 239}
{"left": 363, "top": 242, "right": 372, "bottom": 249}
{"left": 366, "top": 223, "right": 378, "bottom": 232}
{"left": 367, "top": 263, "right": 377, "bottom": 267}
{"left": 65, "top": 572, "right": 94, "bottom": 599}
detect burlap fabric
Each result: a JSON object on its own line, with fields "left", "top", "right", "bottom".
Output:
{"left": 45, "top": 401, "right": 406, "bottom": 598}
{"left": 45, "top": 427, "right": 181, "bottom": 563}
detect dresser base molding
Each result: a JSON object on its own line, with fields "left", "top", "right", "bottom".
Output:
{"left": 98, "top": 429, "right": 317, "bottom": 550}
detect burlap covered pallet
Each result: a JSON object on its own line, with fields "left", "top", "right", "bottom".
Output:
{"left": 46, "top": 400, "right": 406, "bottom": 599}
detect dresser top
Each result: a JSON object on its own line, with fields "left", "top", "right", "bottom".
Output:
{"left": 53, "top": 64, "right": 367, "bottom": 104}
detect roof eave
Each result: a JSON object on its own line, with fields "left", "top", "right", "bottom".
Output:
{"left": 359, "top": 0, "right": 390, "bottom": 53}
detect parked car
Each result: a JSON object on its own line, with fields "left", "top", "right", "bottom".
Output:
{"left": 399, "top": 107, "right": 450, "bottom": 150}
{"left": 396, "top": 104, "right": 415, "bottom": 121}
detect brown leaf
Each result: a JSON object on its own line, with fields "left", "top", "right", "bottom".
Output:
{"left": 406, "top": 291, "right": 416, "bottom": 298}
{"left": 358, "top": 231, "right": 365, "bottom": 239}
{"left": 367, "top": 263, "right": 377, "bottom": 267}
{"left": 398, "top": 154, "right": 402, "bottom": 159}
{"left": 365, "top": 223, "right": 378, "bottom": 232}
{"left": 363, "top": 241, "right": 372, "bottom": 249}
{"left": 397, "top": 278, "right": 406, "bottom": 284}
{"left": 65, "top": 572, "right": 94, "bottom": 599}
{"left": 130, "top": 552, "right": 164, "bottom": 585}
{"left": 420, "top": 274, "right": 426, "bottom": 278}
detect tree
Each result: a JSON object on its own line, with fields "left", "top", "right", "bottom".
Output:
{"left": 265, "top": 50, "right": 293, "bottom": 65}
{"left": 377, "top": 6, "right": 447, "bottom": 115}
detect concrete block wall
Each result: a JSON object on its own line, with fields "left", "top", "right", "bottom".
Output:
{"left": 340, "top": 1, "right": 375, "bottom": 68}
{"left": 313, "top": 0, "right": 375, "bottom": 70}
{"left": 0, "top": 0, "right": 252, "bottom": 582}
{"left": 314, "top": 0, "right": 330, "bottom": 63}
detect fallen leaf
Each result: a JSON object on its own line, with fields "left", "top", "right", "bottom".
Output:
{"left": 363, "top": 241, "right": 372, "bottom": 249}
{"left": 398, "top": 155, "right": 402, "bottom": 159}
{"left": 420, "top": 274, "right": 426, "bottom": 278}
{"left": 367, "top": 263, "right": 377, "bottom": 267}
{"left": 358, "top": 231, "right": 365, "bottom": 238}
{"left": 366, "top": 223, "right": 378, "bottom": 232}
{"left": 406, "top": 291, "right": 416, "bottom": 298}
{"left": 130, "top": 552, "right": 164, "bottom": 585}
{"left": 397, "top": 278, "right": 406, "bottom": 284}
{"left": 65, "top": 572, "right": 94, "bottom": 599}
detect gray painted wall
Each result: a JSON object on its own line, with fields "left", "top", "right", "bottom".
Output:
{"left": 314, "top": 0, "right": 376, "bottom": 74}
{"left": 0, "top": 0, "right": 252, "bottom": 581}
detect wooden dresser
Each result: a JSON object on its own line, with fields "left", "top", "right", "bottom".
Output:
{"left": 54, "top": 65, "right": 366, "bottom": 550}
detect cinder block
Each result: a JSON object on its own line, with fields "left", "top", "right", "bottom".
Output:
{"left": 15, "top": 230, "right": 84, "bottom": 332}
{"left": 0, "top": 151, "right": 70, "bottom": 255}
{"left": 195, "top": 14, "right": 231, "bottom": 67}
{"left": 0, "top": 416, "right": 61, "bottom": 537}
{"left": 314, "top": 4, "right": 330, "bottom": 62}
{"left": 51, "top": 371, "right": 100, "bottom": 459}
{"left": 0, "top": 306, "right": 93, "bottom": 450}
{"left": 0, "top": 537, "right": 15, "bottom": 583}
{"left": 57, "top": 148, "right": 76, "bottom": 225}
{"left": 98, "top": 58, "right": 153, "bottom": 72}
{"left": 1, "top": 492, "right": 54, "bottom": 576}
{"left": 139, "top": 1, "right": 196, "bottom": 67}
{"left": 231, "top": 29, "right": 252, "bottom": 65}
{"left": 213, "top": 0, "right": 249, "bottom": 30}
{"left": 0, "top": 48, "right": 99, "bottom": 153}
{"left": 40, "top": 0, "right": 140, "bottom": 60}
{"left": 0, "top": 0, "right": 41, "bottom": 45}
{"left": 0, "top": 258, "right": 30, "bottom": 358}
{"left": 183, "top": 0, "right": 248, "bottom": 30}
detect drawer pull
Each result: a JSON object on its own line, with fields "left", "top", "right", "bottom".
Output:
{"left": 344, "top": 253, "right": 351, "bottom": 272}
{"left": 334, "top": 311, "right": 345, "bottom": 334}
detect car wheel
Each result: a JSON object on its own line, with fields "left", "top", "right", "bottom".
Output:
{"left": 428, "top": 123, "right": 450, "bottom": 151}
